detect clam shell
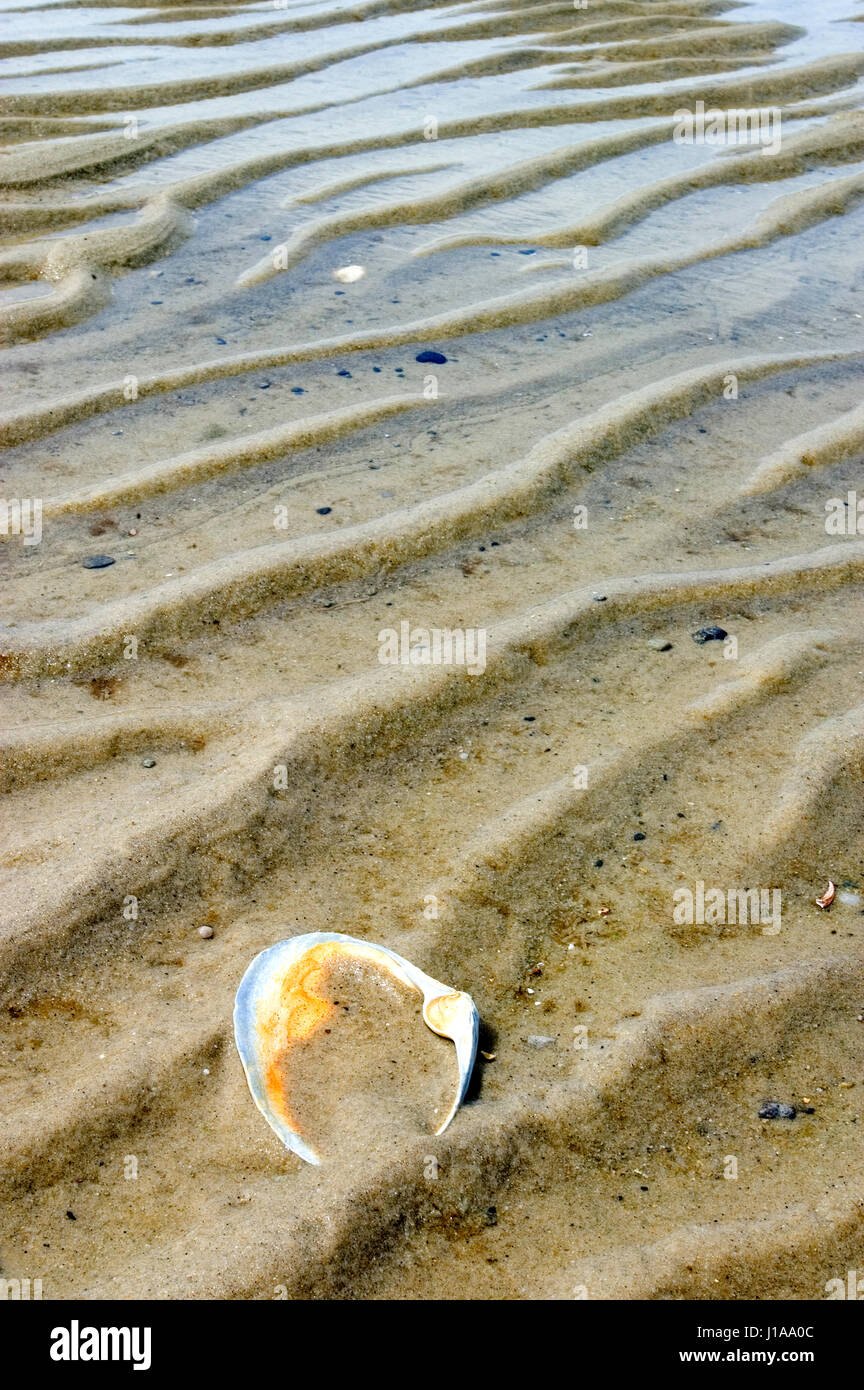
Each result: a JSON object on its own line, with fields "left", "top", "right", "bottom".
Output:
{"left": 234, "top": 932, "right": 479, "bottom": 1164}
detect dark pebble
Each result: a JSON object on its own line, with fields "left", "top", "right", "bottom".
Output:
{"left": 633, "top": 831, "right": 646, "bottom": 841}
{"left": 66, "top": 1211, "right": 76, "bottom": 1220}
{"left": 291, "top": 387, "right": 305, "bottom": 395}
{"left": 692, "top": 625, "right": 728, "bottom": 644}
{"left": 518, "top": 249, "right": 536, "bottom": 255}
{"left": 82, "top": 555, "right": 115, "bottom": 569}
{"left": 337, "top": 370, "right": 351, "bottom": 378}
{"left": 316, "top": 507, "right": 332, "bottom": 515}
{"left": 416, "top": 350, "right": 447, "bottom": 364}
{"left": 759, "top": 1100, "right": 797, "bottom": 1120}
{"left": 594, "top": 858, "right": 604, "bottom": 867}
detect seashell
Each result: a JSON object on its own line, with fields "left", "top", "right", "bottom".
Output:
{"left": 234, "top": 932, "right": 479, "bottom": 1165}
{"left": 815, "top": 880, "right": 836, "bottom": 909}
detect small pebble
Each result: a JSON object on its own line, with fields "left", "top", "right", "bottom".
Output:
{"left": 758, "top": 1100, "right": 796, "bottom": 1120}
{"left": 141, "top": 758, "right": 156, "bottom": 768}
{"left": 316, "top": 506, "right": 332, "bottom": 515}
{"left": 692, "top": 625, "right": 728, "bottom": 644}
{"left": 415, "top": 350, "right": 447, "bottom": 364}
{"left": 633, "top": 831, "right": 646, "bottom": 841}
{"left": 647, "top": 638, "right": 672, "bottom": 651}
{"left": 82, "top": 554, "right": 115, "bottom": 569}
{"left": 592, "top": 593, "right": 607, "bottom": 602}
{"left": 525, "top": 1035, "right": 556, "bottom": 1049}
{"left": 198, "top": 925, "right": 214, "bottom": 939}
{"left": 334, "top": 265, "right": 365, "bottom": 284}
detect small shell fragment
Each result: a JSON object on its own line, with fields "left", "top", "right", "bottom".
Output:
{"left": 816, "top": 880, "right": 836, "bottom": 909}
{"left": 333, "top": 265, "right": 365, "bottom": 283}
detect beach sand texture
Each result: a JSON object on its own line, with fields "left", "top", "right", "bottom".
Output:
{"left": 1, "top": 0, "right": 864, "bottom": 1299}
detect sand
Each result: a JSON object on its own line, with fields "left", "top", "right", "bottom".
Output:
{"left": 1, "top": 0, "right": 863, "bottom": 1300}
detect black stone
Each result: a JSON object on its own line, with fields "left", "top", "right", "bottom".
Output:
{"left": 692, "top": 625, "right": 728, "bottom": 644}
{"left": 416, "top": 350, "right": 447, "bottom": 364}
{"left": 759, "top": 1100, "right": 796, "bottom": 1120}
{"left": 82, "top": 555, "right": 115, "bottom": 569}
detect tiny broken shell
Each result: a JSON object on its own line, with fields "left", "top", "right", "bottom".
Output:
{"left": 816, "top": 880, "right": 836, "bottom": 909}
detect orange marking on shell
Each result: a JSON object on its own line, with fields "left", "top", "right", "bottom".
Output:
{"left": 257, "top": 942, "right": 346, "bottom": 1127}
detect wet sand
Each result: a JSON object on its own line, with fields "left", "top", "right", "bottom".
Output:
{"left": 1, "top": 0, "right": 864, "bottom": 1299}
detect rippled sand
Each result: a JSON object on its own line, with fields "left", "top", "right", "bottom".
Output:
{"left": 1, "top": 0, "right": 864, "bottom": 1300}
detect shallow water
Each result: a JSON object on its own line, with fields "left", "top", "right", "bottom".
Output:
{"left": 1, "top": 0, "right": 864, "bottom": 1301}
